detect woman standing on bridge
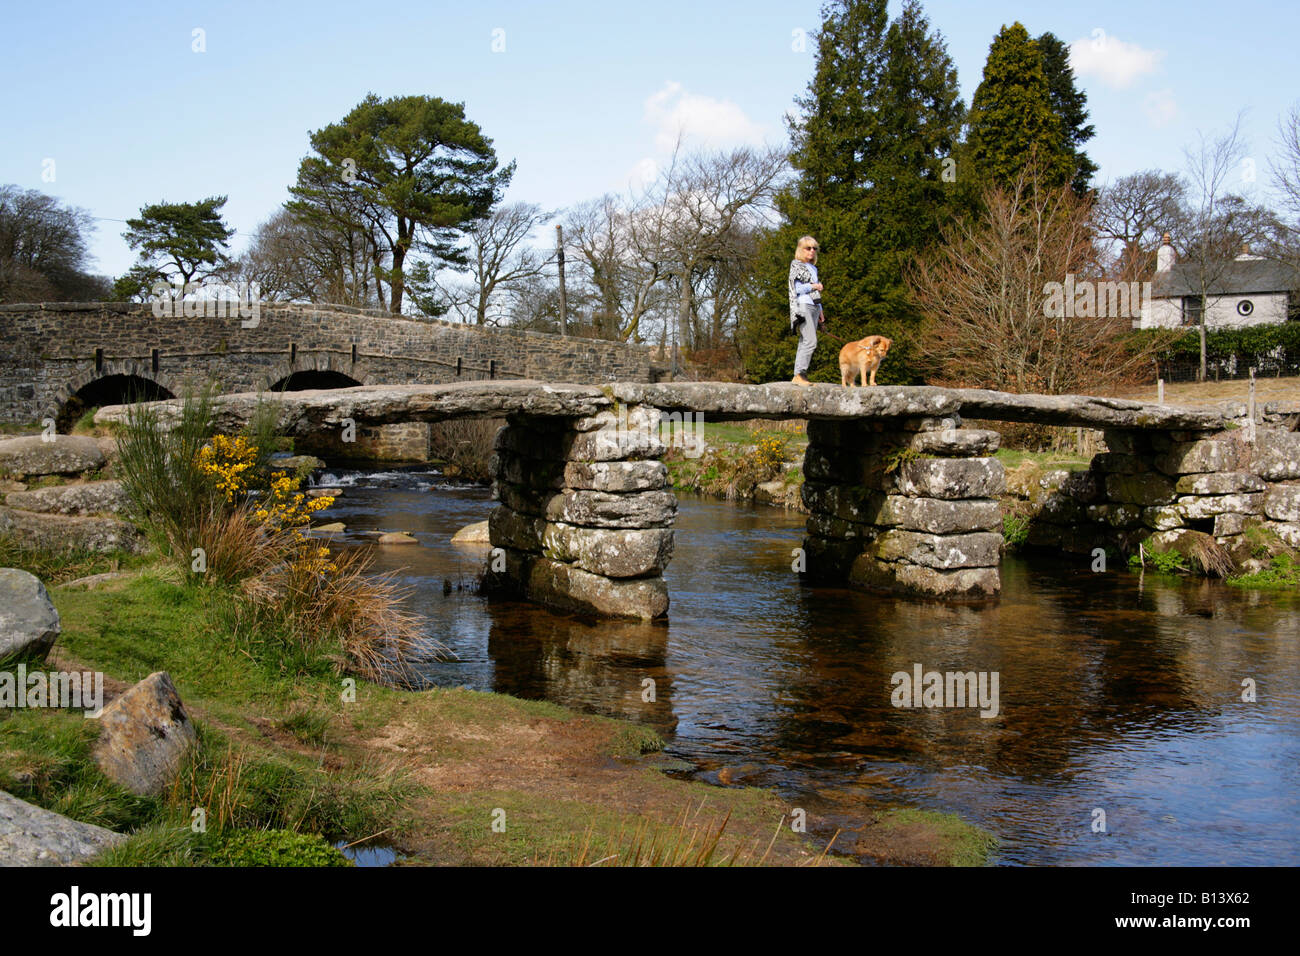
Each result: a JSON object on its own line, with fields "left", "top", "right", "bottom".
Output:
{"left": 788, "top": 235, "right": 825, "bottom": 387}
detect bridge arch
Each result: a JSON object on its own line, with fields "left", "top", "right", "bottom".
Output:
{"left": 269, "top": 369, "right": 365, "bottom": 392}
{"left": 263, "top": 351, "right": 370, "bottom": 393}
{"left": 48, "top": 365, "right": 179, "bottom": 432}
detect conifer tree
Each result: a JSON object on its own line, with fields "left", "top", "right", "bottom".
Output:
{"left": 966, "top": 23, "right": 1073, "bottom": 190}
{"left": 1036, "top": 31, "right": 1098, "bottom": 195}
{"left": 740, "top": 0, "right": 963, "bottom": 384}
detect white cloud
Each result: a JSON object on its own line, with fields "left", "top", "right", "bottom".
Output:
{"left": 1143, "top": 88, "right": 1178, "bottom": 128}
{"left": 643, "top": 81, "right": 767, "bottom": 152}
{"left": 625, "top": 157, "right": 660, "bottom": 189}
{"left": 1068, "top": 32, "right": 1164, "bottom": 89}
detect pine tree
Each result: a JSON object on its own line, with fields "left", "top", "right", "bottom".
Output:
{"left": 1036, "top": 31, "right": 1098, "bottom": 195}
{"left": 966, "top": 23, "right": 1073, "bottom": 190}
{"left": 739, "top": 0, "right": 964, "bottom": 384}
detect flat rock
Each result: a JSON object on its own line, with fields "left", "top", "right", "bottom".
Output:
{"left": 877, "top": 496, "right": 1002, "bottom": 534}
{"left": 93, "top": 671, "right": 197, "bottom": 797}
{"left": 3, "top": 479, "right": 129, "bottom": 516}
{"left": 891, "top": 457, "right": 1005, "bottom": 500}
{"left": 1263, "top": 521, "right": 1300, "bottom": 549}
{"left": 0, "top": 568, "right": 61, "bottom": 664}
{"left": 908, "top": 428, "right": 1001, "bottom": 456}
{"left": 266, "top": 455, "right": 325, "bottom": 474}
{"left": 0, "top": 790, "right": 124, "bottom": 866}
{"left": 872, "top": 530, "right": 1003, "bottom": 569}
{"left": 377, "top": 532, "right": 418, "bottom": 545}
{"left": 496, "top": 484, "right": 677, "bottom": 529}
{"left": 1249, "top": 429, "right": 1300, "bottom": 481}
{"left": 1154, "top": 439, "right": 1241, "bottom": 476}
{"left": 1264, "top": 485, "right": 1300, "bottom": 522}
{"left": 0, "top": 435, "right": 105, "bottom": 477}
{"left": 849, "top": 554, "right": 1000, "bottom": 598}
{"left": 489, "top": 506, "right": 673, "bottom": 577}
{"left": 1176, "top": 493, "right": 1264, "bottom": 519}
{"left": 487, "top": 547, "right": 669, "bottom": 619}
{"left": 0, "top": 507, "right": 145, "bottom": 553}
{"left": 1174, "top": 472, "right": 1266, "bottom": 495}
{"left": 1104, "top": 472, "right": 1177, "bottom": 507}
{"left": 97, "top": 381, "right": 1230, "bottom": 433}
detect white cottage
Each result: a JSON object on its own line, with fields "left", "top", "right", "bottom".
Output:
{"left": 1136, "top": 235, "right": 1298, "bottom": 329}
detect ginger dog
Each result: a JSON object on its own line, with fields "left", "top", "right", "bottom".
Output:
{"left": 839, "top": 335, "right": 892, "bottom": 387}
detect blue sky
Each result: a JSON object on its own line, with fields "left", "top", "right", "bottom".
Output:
{"left": 2, "top": 0, "right": 1296, "bottom": 279}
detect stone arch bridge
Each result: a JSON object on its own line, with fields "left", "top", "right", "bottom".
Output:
{"left": 0, "top": 302, "right": 664, "bottom": 436}
{"left": 96, "top": 380, "right": 1300, "bottom": 619}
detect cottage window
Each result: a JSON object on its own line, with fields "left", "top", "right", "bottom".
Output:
{"left": 1237, "top": 299, "right": 1254, "bottom": 316}
{"left": 1181, "top": 295, "right": 1204, "bottom": 326}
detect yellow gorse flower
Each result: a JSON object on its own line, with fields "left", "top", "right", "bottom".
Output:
{"left": 196, "top": 434, "right": 259, "bottom": 501}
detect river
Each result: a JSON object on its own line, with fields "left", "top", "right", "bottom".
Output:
{"left": 314, "top": 465, "right": 1300, "bottom": 866}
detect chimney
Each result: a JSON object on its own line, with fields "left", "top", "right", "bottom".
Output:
{"left": 1156, "top": 233, "right": 1175, "bottom": 273}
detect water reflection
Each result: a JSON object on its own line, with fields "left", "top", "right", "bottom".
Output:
{"left": 317, "top": 466, "right": 1300, "bottom": 865}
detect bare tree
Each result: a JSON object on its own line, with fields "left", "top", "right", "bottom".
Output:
{"left": 1092, "top": 170, "right": 1185, "bottom": 281}
{"left": 234, "top": 206, "right": 387, "bottom": 308}
{"left": 0, "top": 185, "right": 103, "bottom": 303}
{"left": 1178, "top": 114, "right": 1280, "bottom": 380}
{"left": 1269, "top": 100, "right": 1300, "bottom": 273}
{"left": 907, "top": 165, "right": 1155, "bottom": 394}
{"left": 456, "top": 202, "right": 554, "bottom": 325}
{"left": 656, "top": 145, "right": 789, "bottom": 362}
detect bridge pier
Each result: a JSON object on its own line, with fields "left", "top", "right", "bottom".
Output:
{"left": 485, "top": 404, "right": 676, "bottom": 620}
{"left": 801, "top": 417, "right": 1006, "bottom": 599}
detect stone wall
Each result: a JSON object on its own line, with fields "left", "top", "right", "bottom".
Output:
{"left": 0, "top": 302, "right": 664, "bottom": 424}
{"left": 800, "top": 417, "right": 1007, "bottom": 598}
{"left": 484, "top": 406, "right": 676, "bottom": 619}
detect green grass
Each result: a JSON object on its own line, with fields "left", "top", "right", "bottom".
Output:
{"left": 0, "top": 534, "right": 155, "bottom": 588}
{"left": 876, "top": 807, "right": 998, "bottom": 866}
{"left": 1002, "top": 513, "right": 1031, "bottom": 550}
{"left": 0, "top": 709, "right": 161, "bottom": 832}
{"left": 994, "top": 448, "right": 1091, "bottom": 471}
{"left": 1228, "top": 554, "right": 1300, "bottom": 591}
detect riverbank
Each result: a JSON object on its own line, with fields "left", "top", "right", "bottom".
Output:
{"left": 1, "top": 553, "right": 996, "bottom": 866}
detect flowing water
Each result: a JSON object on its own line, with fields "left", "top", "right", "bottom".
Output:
{"left": 316, "top": 465, "right": 1300, "bottom": 866}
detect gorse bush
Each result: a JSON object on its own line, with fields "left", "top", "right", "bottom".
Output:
{"left": 113, "top": 386, "right": 428, "bottom": 681}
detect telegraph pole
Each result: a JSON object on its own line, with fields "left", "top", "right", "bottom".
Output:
{"left": 555, "top": 224, "right": 568, "bottom": 336}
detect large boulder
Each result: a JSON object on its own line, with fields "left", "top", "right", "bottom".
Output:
{"left": 0, "top": 435, "right": 105, "bottom": 478}
{"left": 0, "top": 791, "right": 123, "bottom": 866}
{"left": 3, "top": 480, "right": 129, "bottom": 516}
{"left": 93, "top": 672, "right": 197, "bottom": 797}
{"left": 0, "top": 568, "right": 61, "bottom": 664}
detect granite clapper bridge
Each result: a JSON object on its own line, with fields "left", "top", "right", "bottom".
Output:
{"left": 99, "top": 380, "right": 1297, "bottom": 620}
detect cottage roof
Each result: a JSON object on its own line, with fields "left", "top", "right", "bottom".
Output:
{"left": 1152, "top": 258, "right": 1300, "bottom": 298}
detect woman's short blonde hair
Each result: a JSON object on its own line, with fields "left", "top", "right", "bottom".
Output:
{"left": 796, "top": 235, "right": 818, "bottom": 252}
